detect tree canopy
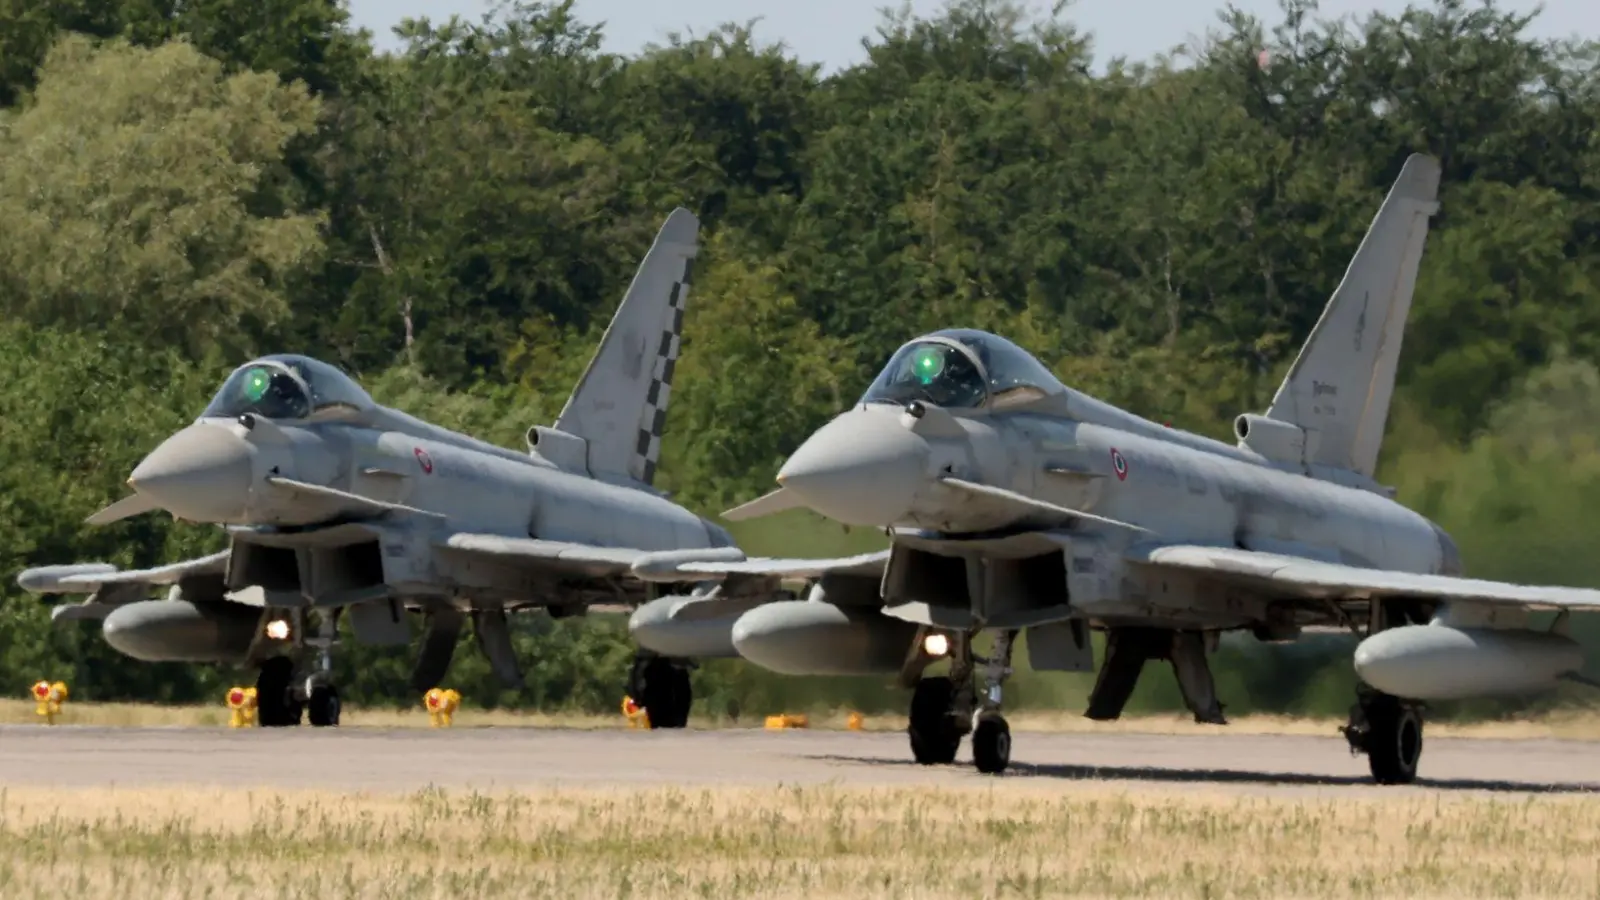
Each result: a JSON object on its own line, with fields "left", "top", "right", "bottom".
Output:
{"left": 3, "top": 0, "right": 1600, "bottom": 719}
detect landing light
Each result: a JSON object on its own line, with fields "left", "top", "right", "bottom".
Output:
{"left": 923, "top": 634, "right": 950, "bottom": 657}
{"left": 265, "top": 619, "right": 290, "bottom": 640}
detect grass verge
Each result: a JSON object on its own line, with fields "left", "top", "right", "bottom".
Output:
{"left": 0, "top": 784, "right": 1595, "bottom": 898}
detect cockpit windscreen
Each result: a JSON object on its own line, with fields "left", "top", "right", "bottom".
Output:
{"left": 859, "top": 340, "right": 989, "bottom": 408}
{"left": 859, "top": 329, "right": 1066, "bottom": 410}
{"left": 200, "top": 355, "right": 374, "bottom": 421}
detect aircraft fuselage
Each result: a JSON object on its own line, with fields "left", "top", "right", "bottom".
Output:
{"left": 795, "top": 395, "right": 1456, "bottom": 634}
{"left": 212, "top": 408, "right": 730, "bottom": 605}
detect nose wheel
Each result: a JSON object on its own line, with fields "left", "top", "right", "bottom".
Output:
{"left": 971, "top": 713, "right": 1011, "bottom": 774}
{"left": 255, "top": 656, "right": 303, "bottom": 727}
{"left": 308, "top": 684, "right": 341, "bottom": 727}
{"left": 908, "top": 676, "right": 964, "bottom": 764}
{"left": 971, "top": 629, "right": 1016, "bottom": 774}
{"left": 301, "top": 609, "right": 341, "bottom": 727}
{"left": 905, "top": 629, "right": 1017, "bottom": 773}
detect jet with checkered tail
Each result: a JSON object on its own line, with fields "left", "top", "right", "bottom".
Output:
{"left": 17, "top": 207, "right": 744, "bottom": 729}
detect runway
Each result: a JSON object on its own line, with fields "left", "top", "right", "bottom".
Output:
{"left": 4, "top": 725, "right": 1599, "bottom": 796}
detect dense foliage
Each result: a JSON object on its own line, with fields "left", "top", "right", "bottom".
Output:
{"left": 3, "top": 0, "right": 1599, "bottom": 721}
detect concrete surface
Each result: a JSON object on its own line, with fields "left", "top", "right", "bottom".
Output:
{"left": 3, "top": 726, "right": 1598, "bottom": 797}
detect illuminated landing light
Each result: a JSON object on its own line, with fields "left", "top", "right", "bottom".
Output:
{"left": 923, "top": 633, "right": 950, "bottom": 657}
{"left": 265, "top": 619, "right": 290, "bottom": 640}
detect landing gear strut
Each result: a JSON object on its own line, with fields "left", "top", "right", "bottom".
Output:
{"left": 971, "top": 629, "right": 1016, "bottom": 774}
{"left": 628, "top": 653, "right": 693, "bottom": 729}
{"left": 1343, "top": 686, "right": 1424, "bottom": 784}
{"left": 905, "top": 629, "right": 1017, "bottom": 774}
{"left": 303, "top": 609, "right": 339, "bottom": 727}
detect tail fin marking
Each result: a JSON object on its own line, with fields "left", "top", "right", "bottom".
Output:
{"left": 553, "top": 208, "right": 699, "bottom": 487}
{"left": 1262, "top": 153, "right": 1441, "bottom": 478}
{"left": 634, "top": 265, "right": 691, "bottom": 485}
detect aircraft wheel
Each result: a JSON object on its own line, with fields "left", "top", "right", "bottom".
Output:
{"left": 638, "top": 657, "right": 692, "bottom": 729}
{"left": 308, "top": 685, "right": 341, "bottom": 727}
{"left": 972, "top": 713, "right": 1011, "bottom": 775}
{"left": 255, "top": 657, "right": 303, "bottom": 728}
{"left": 1365, "top": 695, "right": 1422, "bottom": 785}
{"left": 908, "top": 676, "right": 961, "bottom": 765}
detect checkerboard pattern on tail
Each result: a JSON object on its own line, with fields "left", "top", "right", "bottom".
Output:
{"left": 550, "top": 207, "right": 700, "bottom": 487}
{"left": 635, "top": 261, "right": 691, "bottom": 486}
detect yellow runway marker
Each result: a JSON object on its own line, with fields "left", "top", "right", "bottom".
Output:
{"left": 423, "top": 688, "right": 460, "bottom": 727}
{"left": 225, "top": 686, "right": 257, "bottom": 728}
{"left": 31, "top": 680, "right": 67, "bottom": 724}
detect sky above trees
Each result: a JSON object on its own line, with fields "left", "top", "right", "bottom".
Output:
{"left": 348, "top": 0, "right": 1595, "bottom": 70}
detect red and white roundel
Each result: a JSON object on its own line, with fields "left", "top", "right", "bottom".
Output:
{"left": 414, "top": 447, "right": 434, "bottom": 474}
{"left": 1110, "top": 447, "right": 1127, "bottom": 481}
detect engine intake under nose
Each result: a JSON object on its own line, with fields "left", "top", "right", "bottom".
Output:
{"left": 101, "top": 599, "right": 263, "bottom": 663}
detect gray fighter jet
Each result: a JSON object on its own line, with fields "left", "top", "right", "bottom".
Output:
{"left": 627, "top": 155, "right": 1600, "bottom": 784}
{"left": 17, "top": 208, "right": 742, "bottom": 729}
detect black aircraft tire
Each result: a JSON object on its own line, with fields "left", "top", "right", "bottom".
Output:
{"left": 1366, "top": 696, "right": 1422, "bottom": 785}
{"left": 639, "top": 658, "right": 692, "bottom": 729}
{"left": 308, "top": 685, "right": 341, "bottom": 728}
{"left": 972, "top": 714, "right": 1011, "bottom": 775}
{"left": 908, "top": 677, "right": 961, "bottom": 765}
{"left": 256, "top": 657, "right": 303, "bottom": 728}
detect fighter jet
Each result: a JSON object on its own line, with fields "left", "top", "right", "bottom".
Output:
{"left": 17, "top": 208, "right": 744, "bottom": 729}
{"left": 626, "top": 154, "right": 1600, "bottom": 784}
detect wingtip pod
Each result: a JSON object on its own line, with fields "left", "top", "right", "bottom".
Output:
{"left": 17, "top": 563, "right": 118, "bottom": 594}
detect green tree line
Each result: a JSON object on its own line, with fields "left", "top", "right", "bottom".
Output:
{"left": 3, "top": 0, "right": 1600, "bottom": 721}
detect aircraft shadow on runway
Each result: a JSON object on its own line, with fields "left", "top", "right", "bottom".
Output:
{"left": 806, "top": 755, "right": 1600, "bottom": 794}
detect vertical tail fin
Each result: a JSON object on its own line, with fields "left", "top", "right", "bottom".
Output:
{"left": 552, "top": 208, "right": 699, "bottom": 487}
{"left": 1261, "top": 153, "right": 1441, "bottom": 478}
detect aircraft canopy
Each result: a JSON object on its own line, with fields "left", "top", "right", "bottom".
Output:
{"left": 859, "top": 328, "right": 1065, "bottom": 410}
{"left": 201, "top": 354, "right": 375, "bottom": 421}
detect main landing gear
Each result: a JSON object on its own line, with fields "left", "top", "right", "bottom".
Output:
{"left": 1340, "top": 598, "right": 1429, "bottom": 783}
{"left": 907, "top": 629, "right": 1017, "bottom": 774}
{"left": 255, "top": 609, "right": 341, "bottom": 728}
{"left": 1343, "top": 686, "right": 1424, "bottom": 785}
{"left": 627, "top": 652, "right": 693, "bottom": 729}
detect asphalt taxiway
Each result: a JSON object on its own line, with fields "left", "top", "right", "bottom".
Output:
{"left": 2, "top": 726, "right": 1598, "bottom": 797}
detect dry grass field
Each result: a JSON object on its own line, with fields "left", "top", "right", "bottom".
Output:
{"left": 10, "top": 695, "right": 1600, "bottom": 740}
{"left": 6, "top": 697, "right": 1600, "bottom": 897}
{"left": 0, "top": 783, "right": 1596, "bottom": 899}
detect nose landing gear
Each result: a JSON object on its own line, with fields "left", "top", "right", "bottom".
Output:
{"left": 970, "top": 629, "right": 1016, "bottom": 774}
{"left": 255, "top": 608, "right": 342, "bottom": 728}
{"left": 905, "top": 629, "right": 1018, "bottom": 774}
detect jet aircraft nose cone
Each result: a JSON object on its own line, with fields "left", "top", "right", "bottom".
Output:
{"left": 127, "top": 423, "right": 254, "bottom": 523}
{"left": 776, "top": 406, "right": 931, "bottom": 527}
